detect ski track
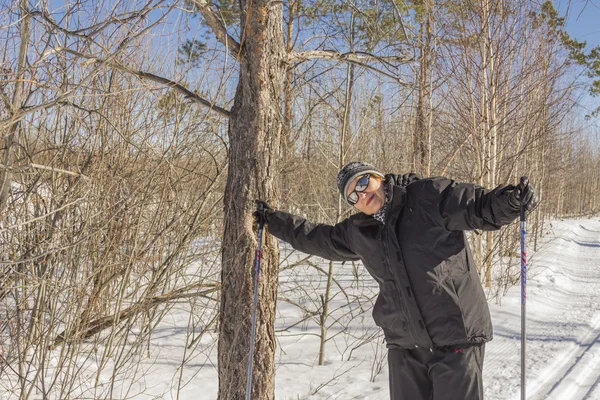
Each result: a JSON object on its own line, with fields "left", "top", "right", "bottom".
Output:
{"left": 486, "top": 220, "right": 600, "bottom": 400}
{"left": 527, "top": 222, "right": 600, "bottom": 400}
{"left": 528, "top": 312, "right": 600, "bottom": 400}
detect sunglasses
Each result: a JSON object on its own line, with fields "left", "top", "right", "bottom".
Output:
{"left": 347, "top": 174, "right": 371, "bottom": 205}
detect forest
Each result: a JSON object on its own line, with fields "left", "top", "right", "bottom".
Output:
{"left": 0, "top": 0, "right": 599, "bottom": 399}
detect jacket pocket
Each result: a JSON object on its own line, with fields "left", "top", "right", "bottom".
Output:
{"left": 372, "top": 281, "right": 408, "bottom": 345}
{"left": 373, "top": 281, "right": 399, "bottom": 321}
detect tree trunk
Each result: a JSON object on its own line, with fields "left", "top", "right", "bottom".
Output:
{"left": 414, "top": 2, "right": 432, "bottom": 176}
{"left": 281, "top": 0, "right": 297, "bottom": 208}
{"left": 483, "top": 0, "right": 498, "bottom": 288}
{"left": 319, "top": 20, "right": 356, "bottom": 362}
{"left": 218, "top": 1, "right": 285, "bottom": 399}
{"left": 0, "top": 0, "right": 30, "bottom": 213}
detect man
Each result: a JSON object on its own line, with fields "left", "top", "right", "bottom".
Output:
{"left": 254, "top": 161, "right": 536, "bottom": 400}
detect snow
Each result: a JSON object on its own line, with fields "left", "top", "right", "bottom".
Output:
{"left": 484, "top": 219, "right": 600, "bottom": 400}
{"left": 270, "top": 218, "right": 600, "bottom": 399}
{"left": 7, "top": 218, "right": 600, "bottom": 399}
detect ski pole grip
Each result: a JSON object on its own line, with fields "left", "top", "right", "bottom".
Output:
{"left": 519, "top": 176, "right": 528, "bottom": 221}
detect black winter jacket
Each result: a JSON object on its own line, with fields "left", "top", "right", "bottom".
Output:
{"left": 266, "top": 174, "right": 521, "bottom": 350}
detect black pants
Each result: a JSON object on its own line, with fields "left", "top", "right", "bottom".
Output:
{"left": 388, "top": 344, "right": 485, "bottom": 400}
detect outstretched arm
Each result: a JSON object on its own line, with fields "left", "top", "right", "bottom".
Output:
{"left": 420, "top": 178, "right": 535, "bottom": 231}
{"left": 259, "top": 205, "right": 359, "bottom": 262}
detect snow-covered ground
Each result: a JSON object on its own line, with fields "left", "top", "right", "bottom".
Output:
{"left": 485, "top": 218, "right": 600, "bottom": 400}
{"left": 270, "top": 218, "right": 600, "bottom": 400}
{"left": 10, "top": 218, "right": 600, "bottom": 399}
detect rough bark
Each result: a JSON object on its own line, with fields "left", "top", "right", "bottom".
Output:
{"left": 217, "top": 1, "right": 285, "bottom": 399}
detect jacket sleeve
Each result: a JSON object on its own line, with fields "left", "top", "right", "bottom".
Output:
{"left": 426, "top": 178, "right": 521, "bottom": 231}
{"left": 265, "top": 210, "right": 360, "bottom": 262}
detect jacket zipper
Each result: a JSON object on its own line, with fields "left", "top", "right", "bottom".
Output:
{"left": 392, "top": 239, "right": 433, "bottom": 349}
{"left": 380, "top": 227, "right": 419, "bottom": 347}
{"left": 378, "top": 184, "right": 412, "bottom": 343}
{"left": 381, "top": 186, "right": 430, "bottom": 349}
{"left": 358, "top": 182, "right": 428, "bottom": 348}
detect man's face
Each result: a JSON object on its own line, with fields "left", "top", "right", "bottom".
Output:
{"left": 346, "top": 174, "right": 386, "bottom": 215}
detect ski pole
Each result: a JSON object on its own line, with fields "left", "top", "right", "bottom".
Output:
{"left": 520, "top": 176, "right": 528, "bottom": 400}
{"left": 246, "top": 209, "right": 265, "bottom": 400}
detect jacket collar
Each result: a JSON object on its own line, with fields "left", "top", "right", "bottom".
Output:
{"left": 386, "top": 177, "right": 407, "bottom": 226}
{"left": 351, "top": 176, "right": 406, "bottom": 226}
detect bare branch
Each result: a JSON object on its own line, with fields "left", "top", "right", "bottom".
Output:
{"left": 0, "top": 163, "right": 90, "bottom": 179}
{"left": 189, "top": 0, "right": 241, "bottom": 58}
{"left": 44, "top": 47, "right": 231, "bottom": 118}
{"left": 0, "top": 195, "right": 88, "bottom": 234}
{"left": 50, "top": 284, "right": 220, "bottom": 349}
{"left": 289, "top": 50, "right": 412, "bottom": 64}
{"left": 30, "top": 9, "right": 150, "bottom": 40}
{"left": 0, "top": 2, "right": 186, "bottom": 133}
{"left": 289, "top": 50, "right": 413, "bottom": 85}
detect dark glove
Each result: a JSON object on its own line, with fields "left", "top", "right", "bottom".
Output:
{"left": 253, "top": 200, "right": 273, "bottom": 226}
{"left": 508, "top": 179, "right": 537, "bottom": 211}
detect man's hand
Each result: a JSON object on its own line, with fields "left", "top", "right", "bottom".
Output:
{"left": 253, "top": 200, "right": 273, "bottom": 226}
{"left": 509, "top": 179, "right": 538, "bottom": 211}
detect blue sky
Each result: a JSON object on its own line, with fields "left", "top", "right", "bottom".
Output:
{"left": 560, "top": 0, "right": 600, "bottom": 48}
{"left": 558, "top": 0, "right": 600, "bottom": 125}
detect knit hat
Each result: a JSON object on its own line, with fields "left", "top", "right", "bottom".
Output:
{"left": 337, "top": 161, "right": 385, "bottom": 204}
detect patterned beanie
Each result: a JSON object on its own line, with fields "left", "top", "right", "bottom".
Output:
{"left": 337, "top": 161, "right": 385, "bottom": 204}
